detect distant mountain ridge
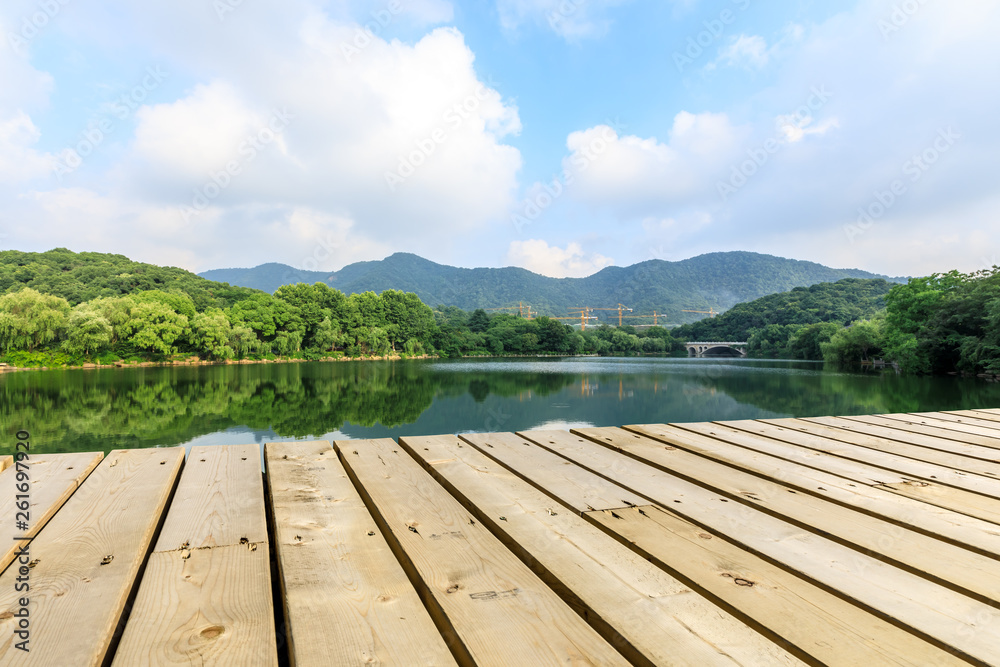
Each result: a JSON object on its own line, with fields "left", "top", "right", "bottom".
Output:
{"left": 200, "top": 252, "right": 904, "bottom": 324}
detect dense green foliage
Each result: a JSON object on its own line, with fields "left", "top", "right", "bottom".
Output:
{"left": 0, "top": 248, "right": 260, "bottom": 308}
{"left": 201, "top": 251, "right": 901, "bottom": 324}
{"left": 672, "top": 279, "right": 893, "bottom": 341}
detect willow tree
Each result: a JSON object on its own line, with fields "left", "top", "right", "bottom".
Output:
{"left": 0, "top": 288, "right": 71, "bottom": 352}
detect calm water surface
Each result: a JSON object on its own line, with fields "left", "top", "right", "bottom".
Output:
{"left": 4, "top": 357, "right": 999, "bottom": 456}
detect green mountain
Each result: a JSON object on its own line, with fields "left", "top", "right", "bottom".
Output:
{"left": 200, "top": 252, "right": 903, "bottom": 324}
{"left": 0, "top": 248, "right": 261, "bottom": 308}
{"left": 671, "top": 278, "right": 894, "bottom": 342}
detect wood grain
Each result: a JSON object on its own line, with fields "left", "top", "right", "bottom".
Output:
{"left": 624, "top": 423, "right": 1000, "bottom": 558}
{"left": 337, "top": 438, "right": 629, "bottom": 667}
{"left": 402, "top": 433, "right": 805, "bottom": 667}
{"left": 510, "top": 428, "right": 1000, "bottom": 665}
{"left": 112, "top": 444, "right": 277, "bottom": 666}
{"left": 0, "top": 448, "right": 184, "bottom": 666}
{"left": 266, "top": 440, "right": 455, "bottom": 667}
{"left": 0, "top": 452, "right": 103, "bottom": 573}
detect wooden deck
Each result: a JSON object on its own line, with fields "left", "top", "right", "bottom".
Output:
{"left": 3, "top": 410, "right": 1000, "bottom": 665}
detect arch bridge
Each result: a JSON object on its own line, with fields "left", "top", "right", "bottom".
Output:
{"left": 687, "top": 342, "right": 748, "bottom": 358}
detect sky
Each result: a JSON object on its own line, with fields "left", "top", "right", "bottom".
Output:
{"left": 1, "top": 0, "right": 998, "bottom": 278}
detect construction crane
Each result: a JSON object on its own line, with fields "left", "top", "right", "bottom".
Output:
{"left": 620, "top": 311, "right": 669, "bottom": 327}
{"left": 549, "top": 307, "right": 595, "bottom": 331}
{"left": 486, "top": 303, "right": 533, "bottom": 319}
{"left": 682, "top": 307, "right": 718, "bottom": 319}
{"left": 590, "top": 304, "right": 633, "bottom": 327}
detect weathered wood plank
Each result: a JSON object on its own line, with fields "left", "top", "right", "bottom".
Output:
{"left": 0, "top": 448, "right": 185, "bottom": 666}
{"left": 111, "top": 547, "right": 275, "bottom": 666}
{"left": 681, "top": 421, "right": 1000, "bottom": 525}
{"left": 153, "top": 444, "right": 268, "bottom": 551}
{"left": 0, "top": 455, "right": 11, "bottom": 472}
{"left": 624, "top": 423, "right": 1000, "bottom": 559}
{"left": 458, "top": 432, "right": 647, "bottom": 512}
{"left": 511, "top": 429, "right": 1000, "bottom": 665}
{"left": 799, "top": 416, "right": 1000, "bottom": 466}
{"left": 728, "top": 420, "right": 1000, "bottom": 501}
{"left": 336, "top": 438, "right": 629, "bottom": 667}
{"left": 266, "top": 440, "right": 455, "bottom": 667}
{"left": 956, "top": 409, "right": 1000, "bottom": 424}
{"left": 844, "top": 414, "right": 1000, "bottom": 450}
{"left": 571, "top": 426, "right": 1000, "bottom": 607}
{"left": 913, "top": 411, "right": 1000, "bottom": 432}
{"left": 462, "top": 431, "right": 964, "bottom": 666}
{"left": 589, "top": 505, "right": 967, "bottom": 667}
{"left": 1, "top": 452, "right": 103, "bottom": 573}
{"left": 112, "top": 444, "right": 276, "bottom": 666}
{"left": 403, "top": 434, "right": 805, "bottom": 667}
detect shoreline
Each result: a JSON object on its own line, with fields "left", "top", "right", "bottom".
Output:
{"left": 0, "top": 353, "right": 439, "bottom": 373}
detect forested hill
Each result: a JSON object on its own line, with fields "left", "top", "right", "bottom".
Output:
{"left": 201, "top": 251, "right": 902, "bottom": 323}
{"left": 671, "top": 278, "right": 894, "bottom": 342}
{"left": 0, "top": 248, "right": 260, "bottom": 308}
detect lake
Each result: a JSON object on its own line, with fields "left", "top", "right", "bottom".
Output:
{"left": 4, "top": 357, "right": 1000, "bottom": 456}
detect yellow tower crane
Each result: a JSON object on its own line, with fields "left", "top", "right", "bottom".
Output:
{"left": 590, "top": 304, "right": 633, "bottom": 326}
{"left": 682, "top": 307, "right": 718, "bottom": 319}
{"left": 549, "top": 307, "right": 595, "bottom": 331}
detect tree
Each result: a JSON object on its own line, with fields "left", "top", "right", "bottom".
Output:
{"left": 189, "top": 308, "right": 234, "bottom": 360}
{"left": 121, "top": 301, "right": 189, "bottom": 356}
{"left": 229, "top": 325, "right": 262, "bottom": 359}
{"left": 313, "top": 316, "right": 345, "bottom": 352}
{"left": 62, "top": 305, "right": 112, "bottom": 357}
{"left": 0, "top": 288, "right": 71, "bottom": 352}
{"left": 822, "top": 319, "right": 886, "bottom": 365}
{"left": 467, "top": 309, "right": 491, "bottom": 333}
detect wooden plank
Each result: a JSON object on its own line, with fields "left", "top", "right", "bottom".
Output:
{"left": 954, "top": 409, "right": 1000, "bottom": 424}
{"left": 112, "top": 444, "right": 276, "bottom": 666}
{"left": 728, "top": 420, "right": 1000, "bottom": 501}
{"left": 336, "top": 438, "right": 629, "bottom": 667}
{"left": 844, "top": 414, "right": 1000, "bottom": 450}
{"left": 589, "top": 504, "right": 967, "bottom": 667}
{"left": 111, "top": 548, "right": 275, "bottom": 666}
{"left": 154, "top": 444, "right": 268, "bottom": 550}
{"left": 510, "top": 429, "right": 1000, "bottom": 665}
{"left": 682, "top": 421, "right": 1000, "bottom": 525}
{"left": 624, "top": 423, "right": 1000, "bottom": 560}
{"left": 914, "top": 411, "right": 1000, "bottom": 432}
{"left": 266, "top": 440, "right": 455, "bottom": 667}
{"left": 402, "top": 434, "right": 805, "bottom": 667}
{"left": 0, "top": 448, "right": 185, "bottom": 666}
{"left": 799, "top": 416, "right": 1000, "bottom": 466}
{"left": 457, "top": 432, "right": 647, "bottom": 512}
{"left": 570, "top": 426, "right": 1000, "bottom": 608}
{"left": 1, "top": 452, "right": 104, "bottom": 573}
{"left": 0, "top": 455, "right": 11, "bottom": 472}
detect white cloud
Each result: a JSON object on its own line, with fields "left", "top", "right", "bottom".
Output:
{"left": 507, "top": 239, "right": 613, "bottom": 278}
{"left": 4, "top": 7, "right": 523, "bottom": 271}
{"left": 714, "top": 34, "right": 770, "bottom": 70}
{"left": 497, "top": 0, "right": 628, "bottom": 40}
{"left": 0, "top": 112, "right": 52, "bottom": 182}
{"left": 559, "top": 111, "right": 745, "bottom": 217}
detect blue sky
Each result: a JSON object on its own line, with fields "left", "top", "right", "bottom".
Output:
{"left": 1, "top": 0, "right": 997, "bottom": 278}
